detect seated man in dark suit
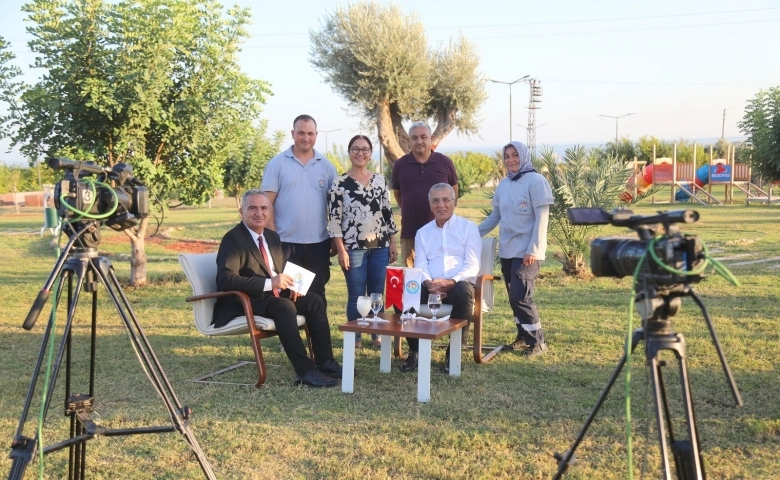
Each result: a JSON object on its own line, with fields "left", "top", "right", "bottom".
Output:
{"left": 214, "top": 189, "right": 342, "bottom": 388}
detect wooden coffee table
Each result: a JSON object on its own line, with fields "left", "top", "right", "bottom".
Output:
{"left": 338, "top": 313, "right": 468, "bottom": 403}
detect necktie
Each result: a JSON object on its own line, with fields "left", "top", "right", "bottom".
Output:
{"left": 258, "top": 235, "right": 280, "bottom": 297}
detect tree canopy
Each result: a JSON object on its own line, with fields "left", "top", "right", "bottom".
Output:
{"left": 0, "top": 0, "right": 271, "bottom": 285}
{"left": 739, "top": 87, "right": 780, "bottom": 182}
{"left": 309, "top": 1, "right": 487, "bottom": 164}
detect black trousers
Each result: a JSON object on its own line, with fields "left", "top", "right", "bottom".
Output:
{"left": 406, "top": 281, "right": 474, "bottom": 353}
{"left": 283, "top": 239, "right": 332, "bottom": 308}
{"left": 500, "top": 258, "right": 545, "bottom": 345}
{"left": 252, "top": 291, "right": 334, "bottom": 376}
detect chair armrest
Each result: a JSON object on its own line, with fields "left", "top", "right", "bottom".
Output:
{"left": 186, "top": 290, "right": 261, "bottom": 337}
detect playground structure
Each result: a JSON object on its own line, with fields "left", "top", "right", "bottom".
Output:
{"left": 619, "top": 143, "right": 775, "bottom": 205}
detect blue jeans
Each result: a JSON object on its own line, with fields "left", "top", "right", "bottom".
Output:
{"left": 343, "top": 247, "right": 389, "bottom": 342}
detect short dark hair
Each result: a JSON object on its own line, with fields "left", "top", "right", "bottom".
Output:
{"left": 347, "top": 135, "right": 373, "bottom": 151}
{"left": 293, "top": 114, "right": 317, "bottom": 129}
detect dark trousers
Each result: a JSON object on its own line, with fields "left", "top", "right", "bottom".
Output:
{"left": 252, "top": 291, "right": 334, "bottom": 376}
{"left": 283, "top": 239, "right": 332, "bottom": 308}
{"left": 501, "top": 258, "right": 545, "bottom": 345}
{"left": 406, "top": 281, "right": 474, "bottom": 353}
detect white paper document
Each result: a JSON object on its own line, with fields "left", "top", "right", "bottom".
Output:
{"left": 282, "top": 262, "right": 315, "bottom": 295}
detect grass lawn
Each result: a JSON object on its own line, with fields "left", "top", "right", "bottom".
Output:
{"left": 0, "top": 188, "right": 778, "bottom": 479}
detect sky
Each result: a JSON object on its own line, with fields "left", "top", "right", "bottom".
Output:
{"left": 2, "top": 0, "right": 780, "bottom": 164}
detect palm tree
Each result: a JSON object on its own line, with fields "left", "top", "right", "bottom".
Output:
{"left": 540, "top": 145, "right": 633, "bottom": 277}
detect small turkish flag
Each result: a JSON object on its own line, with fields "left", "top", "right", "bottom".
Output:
{"left": 386, "top": 267, "right": 404, "bottom": 311}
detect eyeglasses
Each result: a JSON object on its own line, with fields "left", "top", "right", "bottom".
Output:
{"left": 350, "top": 147, "right": 371, "bottom": 155}
{"left": 429, "top": 197, "right": 454, "bottom": 205}
{"left": 503, "top": 152, "right": 521, "bottom": 160}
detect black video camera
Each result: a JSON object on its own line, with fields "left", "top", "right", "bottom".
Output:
{"left": 567, "top": 208, "right": 706, "bottom": 287}
{"left": 49, "top": 157, "right": 149, "bottom": 234}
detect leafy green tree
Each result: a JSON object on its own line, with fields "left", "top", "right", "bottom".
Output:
{"left": 0, "top": 36, "right": 24, "bottom": 141}
{"left": 309, "top": 1, "right": 486, "bottom": 165}
{"left": 635, "top": 135, "right": 673, "bottom": 163}
{"left": 223, "top": 121, "right": 284, "bottom": 207}
{"left": 1, "top": 0, "right": 270, "bottom": 286}
{"left": 602, "top": 136, "right": 637, "bottom": 162}
{"left": 449, "top": 151, "right": 498, "bottom": 197}
{"left": 739, "top": 87, "right": 780, "bottom": 182}
{"left": 540, "top": 145, "right": 633, "bottom": 277}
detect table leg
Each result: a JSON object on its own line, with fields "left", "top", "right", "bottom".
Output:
{"left": 342, "top": 332, "right": 355, "bottom": 393}
{"left": 380, "top": 334, "right": 391, "bottom": 373}
{"left": 417, "top": 339, "right": 432, "bottom": 403}
{"left": 449, "top": 327, "right": 462, "bottom": 377}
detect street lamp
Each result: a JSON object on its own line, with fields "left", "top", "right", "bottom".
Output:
{"left": 489, "top": 75, "right": 530, "bottom": 140}
{"left": 320, "top": 128, "right": 341, "bottom": 154}
{"left": 598, "top": 113, "right": 635, "bottom": 145}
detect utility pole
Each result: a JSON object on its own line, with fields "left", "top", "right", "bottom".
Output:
{"left": 320, "top": 128, "right": 341, "bottom": 154}
{"left": 525, "top": 78, "right": 542, "bottom": 159}
{"left": 722, "top": 109, "right": 726, "bottom": 139}
{"left": 598, "top": 113, "right": 636, "bottom": 147}
{"left": 488, "top": 75, "right": 530, "bottom": 140}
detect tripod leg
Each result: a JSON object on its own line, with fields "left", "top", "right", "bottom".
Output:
{"left": 91, "top": 260, "right": 216, "bottom": 479}
{"left": 553, "top": 328, "right": 644, "bottom": 479}
{"left": 675, "top": 355, "right": 705, "bottom": 480}
{"left": 649, "top": 355, "right": 674, "bottom": 480}
{"left": 689, "top": 289, "right": 742, "bottom": 407}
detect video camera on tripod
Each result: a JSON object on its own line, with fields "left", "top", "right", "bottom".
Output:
{"left": 49, "top": 157, "right": 149, "bottom": 242}
{"left": 568, "top": 207, "right": 706, "bottom": 287}
{"left": 554, "top": 208, "right": 743, "bottom": 480}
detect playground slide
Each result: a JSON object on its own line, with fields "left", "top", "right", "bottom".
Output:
{"left": 619, "top": 164, "right": 654, "bottom": 202}
{"left": 675, "top": 164, "right": 711, "bottom": 201}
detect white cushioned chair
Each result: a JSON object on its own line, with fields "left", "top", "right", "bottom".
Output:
{"left": 179, "top": 252, "right": 312, "bottom": 387}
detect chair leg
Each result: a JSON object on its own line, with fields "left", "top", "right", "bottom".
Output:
{"left": 472, "top": 315, "right": 502, "bottom": 364}
{"left": 393, "top": 336, "right": 402, "bottom": 358}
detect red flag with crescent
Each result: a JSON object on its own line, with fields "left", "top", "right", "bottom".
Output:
{"left": 386, "top": 267, "right": 404, "bottom": 311}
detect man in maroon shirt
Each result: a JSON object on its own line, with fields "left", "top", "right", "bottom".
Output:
{"left": 391, "top": 122, "right": 459, "bottom": 267}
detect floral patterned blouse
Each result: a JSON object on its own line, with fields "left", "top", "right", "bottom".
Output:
{"left": 328, "top": 173, "right": 398, "bottom": 250}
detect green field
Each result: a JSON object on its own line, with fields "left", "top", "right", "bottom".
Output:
{"left": 0, "top": 191, "right": 778, "bottom": 479}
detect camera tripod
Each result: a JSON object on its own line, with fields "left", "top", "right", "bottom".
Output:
{"left": 554, "top": 283, "right": 742, "bottom": 480}
{"left": 8, "top": 221, "right": 216, "bottom": 479}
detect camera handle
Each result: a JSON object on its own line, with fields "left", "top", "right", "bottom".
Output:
{"left": 8, "top": 247, "right": 216, "bottom": 479}
{"left": 554, "top": 287, "right": 742, "bottom": 480}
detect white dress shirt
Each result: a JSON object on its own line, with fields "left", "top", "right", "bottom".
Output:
{"left": 244, "top": 223, "right": 277, "bottom": 292}
{"left": 414, "top": 213, "right": 481, "bottom": 284}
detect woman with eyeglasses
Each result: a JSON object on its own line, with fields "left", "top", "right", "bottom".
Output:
{"left": 478, "top": 141, "right": 554, "bottom": 358}
{"left": 328, "top": 135, "right": 398, "bottom": 348}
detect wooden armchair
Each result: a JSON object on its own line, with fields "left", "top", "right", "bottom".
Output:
{"left": 178, "top": 253, "right": 312, "bottom": 388}
{"left": 394, "top": 236, "right": 503, "bottom": 363}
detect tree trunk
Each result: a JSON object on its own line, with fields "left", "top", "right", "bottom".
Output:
{"left": 376, "top": 101, "right": 407, "bottom": 166}
{"left": 431, "top": 104, "right": 457, "bottom": 150}
{"left": 123, "top": 217, "right": 149, "bottom": 287}
{"left": 561, "top": 252, "right": 587, "bottom": 278}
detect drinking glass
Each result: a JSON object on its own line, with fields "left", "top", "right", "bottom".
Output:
{"left": 428, "top": 293, "right": 442, "bottom": 321}
{"left": 356, "top": 296, "right": 371, "bottom": 326}
{"left": 370, "top": 293, "right": 383, "bottom": 320}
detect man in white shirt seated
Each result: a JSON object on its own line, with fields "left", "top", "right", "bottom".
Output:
{"left": 401, "top": 183, "right": 482, "bottom": 372}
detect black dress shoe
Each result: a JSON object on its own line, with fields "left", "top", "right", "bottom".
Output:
{"left": 400, "top": 351, "right": 418, "bottom": 372}
{"left": 316, "top": 358, "right": 344, "bottom": 379}
{"left": 294, "top": 369, "right": 338, "bottom": 388}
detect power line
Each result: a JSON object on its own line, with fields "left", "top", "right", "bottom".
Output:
{"left": 466, "top": 17, "right": 780, "bottom": 41}
{"left": 8, "top": 6, "right": 772, "bottom": 43}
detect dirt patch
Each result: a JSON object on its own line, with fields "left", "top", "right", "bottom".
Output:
{"left": 101, "top": 234, "right": 218, "bottom": 254}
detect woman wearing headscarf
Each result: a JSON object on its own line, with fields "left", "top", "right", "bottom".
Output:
{"left": 328, "top": 135, "right": 398, "bottom": 348}
{"left": 478, "top": 141, "right": 554, "bottom": 357}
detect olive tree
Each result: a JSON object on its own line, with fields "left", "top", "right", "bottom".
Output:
{"left": 309, "top": 1, "right": 486, "bottom": 165}
{"left": 1, "top": 0, "right": 271, "bottom": 286}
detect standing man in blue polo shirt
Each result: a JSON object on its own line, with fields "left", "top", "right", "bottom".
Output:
{"left": 262, "top": 115, "right": 337, "bottom": 306}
